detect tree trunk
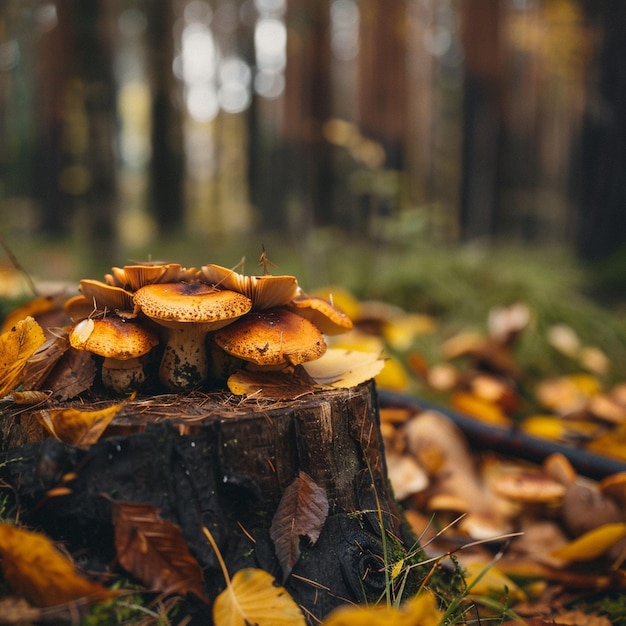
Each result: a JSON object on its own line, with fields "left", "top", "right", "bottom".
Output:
{"left": 0, "top": 382, "right": 419, "bottom": 623}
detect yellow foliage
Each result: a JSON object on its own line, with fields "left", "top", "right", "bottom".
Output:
{"left": 322, "top": 591, "right": 444, "bottom": 626}
{"left": 0, "top": 523, "right": 114, "bottom": 607}
{"left": 550, "top": 523, "right": 626, "bottom": 563}
{"left": 213, "top": 568, "right": 306, "bottom": 626}
{"left": 0, "top": 316, "right": 46, "bottom": 396}
{"left": 463, "top": 561, "right": 526, "bottom": 603}
{"left": 36, "top": 402, "right": 125, "bottom": 446}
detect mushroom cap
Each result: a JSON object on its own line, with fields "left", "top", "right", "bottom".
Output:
{"left": 69, "top": 317, "right": 159, "bottom": 359}
{"left": 107, "top": 263, "right": 197, "bottom": 291}
{"left": 133, "top": 282, "right": 252, "bottom": 329}
{"left": 213, "top": 307, "right": 327, "bottom": 366}
{"left": 288, "top": 293, "right": 353, "bottom": 335}
{"left": 200, "top": 263, "right": 299, "bottom": 309}
{"left": 80, "top": 279, "right": 134, "bottom": 313}
{"left": 490, "top": 471, "right": 567, "bottom": 504}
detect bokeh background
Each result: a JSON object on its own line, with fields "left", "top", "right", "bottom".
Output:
{"left": 1, "top": 0, "right": 625, "bottom": 302}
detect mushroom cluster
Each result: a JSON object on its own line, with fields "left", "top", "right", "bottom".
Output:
{"left": 64, "top": 259, "right": 353, "bottom": 395}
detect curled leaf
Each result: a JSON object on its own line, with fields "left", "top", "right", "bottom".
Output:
{"left": 0, "top": 316, "right": 46, "bottom": 396}
{"left": 550, "top": 522, "right": 626, "bottom": 563}
{"left": 36, "top": 403, "right": 124, "bottom": 446}
{"left": 213, "top": 568, "right": 305, "bottom": 626}
{"left": 0, "top": 523, "right": 114, "bottom": 607}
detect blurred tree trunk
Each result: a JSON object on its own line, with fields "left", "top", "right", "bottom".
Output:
{"left": 146, "top": 1, "right": 184, "bottom": 236}
{"left": 35, "top": 1, "right": 118, "bottom": 264}
{"left": 576, "top": 3, "right": 626, "bottom": 260}
{"left": 277, "top": 0, "right": 332, "bottom": 233}
{"left": 459, "top": 0, "right": 505, "bottom": 241}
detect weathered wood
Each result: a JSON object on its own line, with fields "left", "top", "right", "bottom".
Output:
{"left": 0, "top": 382, "right": 420, "bottom": 623}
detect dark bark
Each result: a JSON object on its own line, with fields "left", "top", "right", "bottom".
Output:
{"left": 0, "top": 382, "right": 421, "bottom": 624}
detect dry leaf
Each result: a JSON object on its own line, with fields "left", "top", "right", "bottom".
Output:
{"left": 42, "top": 347, "right": 97, "bottom": 400}
{"left": 302, "top": 348, "right": 385, "bottom": 388}
{"left": 270, "top": 471, "right": 329, "bottom": 581}
{"left": 322, "top": 590, "right": 443, "bottom": 626}
{"left": 0, "top": 316, "right": 46, "bottom": 396}
{"left": 550, "top": 522, "right": 626, "bottom": 563}
{"left": 450, "top": 391, "right": 513, "bottom": 426}
{"left": 226, "top": 368, "right": 316, "bottom": 398}
{"left": 21, "top": 330, "right": 70, "bottom": 390}
{"left": 463, "top": 561, "right": 526, "bottom": 602}
{"left": 36, "top": 402, "right": 124, "bottom": 446}
{"left": 109, "top": 500, "right": 208, "bottom": 602}
{"left": 0, "top": 523, "right": 114, "bottom": 607}
{"left": 212, "top": 568, "right": 305, "bottom": 626}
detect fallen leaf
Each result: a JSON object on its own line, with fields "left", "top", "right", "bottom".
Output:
{"left": 550, "top": 522, "right": 626, "bottom": 563}
{"left": 450, "top": 391, "right": 513, "bottom": 426}
{"left": 36, "top": 402, "right": 124, "bottom": 446}
{"left": 42, "top": 347, "right": 97, "bottom": 400}
{"left": 0, "top": 523, "right": 114, "bottom": 607}
{"left": 0, "top": 316, "right": 46, "bottom": 396}
{"left": 322, "top": 590, "right": 444, "bottom": 626}
{"left": 109, "top": 500, "right": 208, "bottom": 602}
{"left": 463, "top": 560, "right": 526, "bottom": 602}
{"left": 212, "top": 568, "right": 306, "bottom": 626}
{"left": 20, "top": 330, "right": 70, "bottom": 390}
{"left": 270, "top": 471, "right": 329, "bottom": 581}
{"left": 302, "top": 348, "right": 385, "bottom": 388}
{"left": 226, "top": 368, "right": 316, "bottom": 398}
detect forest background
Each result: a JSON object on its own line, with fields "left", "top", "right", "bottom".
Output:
{"left": 1, "top": 0, "right": 626, "bottom": 305}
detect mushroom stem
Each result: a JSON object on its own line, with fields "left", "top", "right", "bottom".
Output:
{"left": 102, "top": 357, "right": 148, "bottom": 394}
{"left": 159, "top": 326, "right": 210, "bottom": 390}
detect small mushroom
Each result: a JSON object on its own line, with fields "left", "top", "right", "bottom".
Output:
{"left": 288, "top": 293, "right": 353, "bottom": 335}
{"left": 133, "top": 282, "right": 252, "bottom": 390}
{"left": 212, "top": 307, "right": 326, "bottom": 368}
{"left": 69, "top": 316, "right": 159, "bottom": 394}
{"left": 79, "top": 279, "right": 135, "bottom": 315}
{"left": 200, "top": 263, "right": 299, "bottom": 310}
{"left": 107, "top": 263, "right": 197, "bottom": 291}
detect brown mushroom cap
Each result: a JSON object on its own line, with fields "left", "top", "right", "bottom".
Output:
{"left": 288, "top": 293, "right": 353, "bottom": 335}
{"left": 69, "top": 317, "right": 159, "bottom": 359}
{"left": 200, "top": 263, "right": 299, "bottom": 310}
{"left": 108, "top": 263, "right": 197, "bottom": 291}
{"left": 213, "top": 307, "right": 326, "bottom": 366}
{"left": 80, "top": 279, "right": 135, "bottom": 313}
{"left": 490, "top": 471, "right": 567, "bottom": 504}
{"left": 133, "top": 282, "right": 252, "bottom": 329}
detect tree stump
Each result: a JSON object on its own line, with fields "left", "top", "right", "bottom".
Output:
{"left": 0, "top": 381, "right": 420, "bottom": 623}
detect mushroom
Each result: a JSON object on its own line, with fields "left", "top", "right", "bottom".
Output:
{"left": 200, "top": 263, "right": 299, "bottom": 310}
{"left": 287, "top": 293, "right": 353, "bottom": 335}
{"left": 212, "top": 307, "right": 326, "bottom": 368}
{"left": 79, "top": 279, "right": 135, "bottom": 315}
{"left": 69, "top": 316, "right": 159, "bottom": 394}
{"left": 107, "top": 263, "right": 197, "bottom": 291}
{"left": 133, "top": 282, "right": 252, "bottom": 390}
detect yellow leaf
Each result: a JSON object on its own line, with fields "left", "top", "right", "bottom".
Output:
{"left": 36, "top": 403, "right": 124, "bottom": 446}
{"left": 322, "top": 591, "right": 443, "bottom": 626}
{"left": 0, "top": 316, "right": 46, "bottom": 396}
{"left": 450, "top": 392, "right": 513, "bottom": 426}
{"left": 463, "top": 561, "right": 526, "bottom": 602}
{"left": 0, "top": 523, "right": 115, "bottom": 607}
{"left": 550, "top": 523, "right": 626, "bottom": 563}
{"left": 382, "top": 313, "right": 436, "bottom": 351}
{"left": 213, "top": 568, "right": 305, "bottom": 626}
{"left": 375, "top": 357, "right": 410, "bottom": 391}
{"left": 520, "top": 415, "right": 566, "bottom": 440}
{"left": 302, "top": 348, "right": 385, "bottom": 389}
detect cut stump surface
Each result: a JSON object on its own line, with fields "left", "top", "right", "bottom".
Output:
{"left": 0, "top": 381, "right": 418, "bottom": 623}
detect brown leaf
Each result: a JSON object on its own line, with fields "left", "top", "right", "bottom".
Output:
{"left": 227, "top": 367, "right": 316, "bottom": 398}
{"left": 0, "top": 316, "right": 46, "bottom": 396}
{"left": 21, "top": 330, "right": 70, "bottom": 390}
{"left": 42, "top": 346, "right": 96, "bottom": 400}
{"left": 109, "top": 499, "right": 208, "bottom": 602}
{"left": 0, "top": 523, "right": 114, "bottom": 607}
{"left": 36, "top": 402, "right": 123, "bottom": 446}
{"left": 270, "top": 471, "right": 329, "bottom": 581}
